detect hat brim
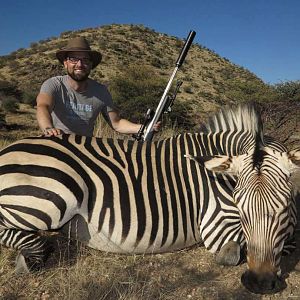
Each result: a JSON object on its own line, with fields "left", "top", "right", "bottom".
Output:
{"left": 56, "top": 50, "right": 102, "bottom": 69}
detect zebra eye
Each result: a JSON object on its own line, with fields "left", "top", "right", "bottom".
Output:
{"left": 280, "top": 204, "right": 290, "bottom": 214}
{"left": 265, "top": 212, "right": 276, "bottom": 220}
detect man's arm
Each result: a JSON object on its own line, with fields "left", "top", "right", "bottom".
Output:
{"left": 36, "top": 92, "right": 62, "bottom": 136}
{"left": 108, "top": 111, "right": 161, "bottom": 135}
{"left": 108, "top": 111, "right": 141, "bottom": 134}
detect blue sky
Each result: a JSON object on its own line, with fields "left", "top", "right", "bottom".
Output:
{"left": 0, "top": 0, "right": 299, "bottom": 85}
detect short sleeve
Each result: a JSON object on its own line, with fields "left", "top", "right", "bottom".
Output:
{"left": 40, "top": 77, "right": 59, "bottom": 96}
{"left": 100, "top": 85, "right": 119, "bottom": 113}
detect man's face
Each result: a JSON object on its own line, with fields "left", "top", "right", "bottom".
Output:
{"left": 64, "top": 51, "right": 92, "bottom": 82}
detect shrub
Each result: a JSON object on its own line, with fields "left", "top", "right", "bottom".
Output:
{"left": 109, "top": 65, "right": 195, "bottom": 129}
{"left": 224, "top": 79, "right": 277, "bottom": 104}
{"left": 1, "top": 95, "right": 19, "bottom": 113}
{"left": 183, "top": 86, "right": 193, "bottom": 94}
{"left": 0, "top": 80, "right": 21, "bottom": 99}
{"left": 274, "top": 80, "right": 300, "bottom": 102}
{"left": 22, "top": 89, "right": 38, "bottom": 107}
{"left": 109, "top": 65, "right": 166, "bottom": 123}
{"left": 7, "top": 60, "right": 20, "bottom": 71}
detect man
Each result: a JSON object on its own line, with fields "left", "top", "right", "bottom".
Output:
{"left": 36, "top": 37, "right": 160, "bottom": 137}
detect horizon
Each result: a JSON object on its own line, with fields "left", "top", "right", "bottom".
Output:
{"left": 0, "top": 0, "right": 299, "bottom": 85}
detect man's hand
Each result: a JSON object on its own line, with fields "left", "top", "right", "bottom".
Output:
{"left": 43, "top": 127, "right": 63, "bottom": 136}
{"left": 152, "top": 121, "right": 162, "bottom": 132}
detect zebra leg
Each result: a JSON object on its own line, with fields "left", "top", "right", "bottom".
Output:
{"left": 216, "top": 240, "right": 241, "bottom": 266}
{"left": 0, "top": 228, "right": 54, "bottom": 273}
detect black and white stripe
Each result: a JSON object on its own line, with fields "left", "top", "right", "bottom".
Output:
{"left": 0, "top": 103, "right": 299, "bottom": 277}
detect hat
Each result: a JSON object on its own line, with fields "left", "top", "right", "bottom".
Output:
{"left": 56, "top": 37, "right": 102, "bottom": 69}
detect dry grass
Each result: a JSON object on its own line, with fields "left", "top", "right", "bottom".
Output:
{"left": 93, "top": 114, "right": 183, "bottom": 142}
{"left": 1, "top": 105, "right": 300, "bottom": 300}
{"left": 0, "top": 104, "right": 40, "bottom": 148}
{"left": 0, "top": 239, "right": 249, "bottom": 300}
{"left": 2, "top": 233, "right": 300, "bottom": 300}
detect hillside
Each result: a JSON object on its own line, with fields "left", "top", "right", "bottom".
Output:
{"left": 0, "top": 24, "right": 299, "bottom": 299}
{"left": 0, "top": 24, "right": 298, "bottom": 147}
{"left": 0, "top": 24, "right": 268, "bottom": 119}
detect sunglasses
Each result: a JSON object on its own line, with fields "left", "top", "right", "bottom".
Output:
{"left": 67, "top": 57, "right": 91, "bottom": 65}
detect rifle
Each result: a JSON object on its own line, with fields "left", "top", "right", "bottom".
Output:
{"left": 134, "top": 30, "right": 196, "bottom": 142}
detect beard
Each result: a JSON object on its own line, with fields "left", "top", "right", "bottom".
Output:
{"left": 67, "top": 68, "right": 90, "bottom": 82}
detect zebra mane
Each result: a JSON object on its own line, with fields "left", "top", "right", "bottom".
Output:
{"left": 201, "top": 102, "right": 264, "bottom": 139}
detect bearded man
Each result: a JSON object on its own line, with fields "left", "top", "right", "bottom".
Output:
{"left": 36, "top": 37, "right": 160, "bottom": 137}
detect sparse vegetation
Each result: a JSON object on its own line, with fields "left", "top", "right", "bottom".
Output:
{"left": 0, "top": 24, "right": 299, "bottom": 300}
{"left": 0, "top": 23, "right": 271, "bottom": 124}
{"left": 108, "top": 64, "right": 196, "bottom": 130}
{"left": 0, "top": 95, "right": 19, "bottom": 112}
{"left": 22, "top": 89, "right": 38, "bottom": 107}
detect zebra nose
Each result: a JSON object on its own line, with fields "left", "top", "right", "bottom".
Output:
{"left": 241, "top": 270, "right": 286, "bottom": 294}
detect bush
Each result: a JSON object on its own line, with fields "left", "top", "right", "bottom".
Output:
{"left": 1, "top": 95, "right": 19, "bottom": 113}
{"left": 224, "top": 79, "right": 277, "bottom": 104}
{"left": 183, "top": 86, "right": 193, "bottom": 94}
{"left": 109, "top": 65, "right": 167, "bottom": 123}
{"left": 109, "top": 65, "right": 195, "bottom": 129}
{"left": 22, "top": 89, "right": 38, "bottom": 107}
{"left": 274, "top": 80, "right": 300, "bottom": 102}
{"left": 0, "top": 80, "right": 21, "bottom": 98}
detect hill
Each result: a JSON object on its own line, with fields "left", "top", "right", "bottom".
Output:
{"left": 0, "top": 24, "right": 299, "bottom": 300}
{"left": 0, "top": 24, "right": 298, "bottom": 147}
{"left": 0, "top": 24, "right": 269, "bottom": 118}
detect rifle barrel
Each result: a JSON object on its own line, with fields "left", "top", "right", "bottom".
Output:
{"left": 176, "top": 30, "right": 196, "bottom": 67}
{"left": 143, "top": 67, "right": 179, "bottom": 141}
{"left": 142, "top": 30, "right": 196, "bottom": 142}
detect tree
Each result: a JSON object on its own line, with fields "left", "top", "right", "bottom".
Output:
{"left": 273, "top": 80, "right": 300, "bottom": 102}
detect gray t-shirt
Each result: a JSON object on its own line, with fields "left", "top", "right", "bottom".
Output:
{"left": 40, "top": 75, "right": 116, "bottom": 136}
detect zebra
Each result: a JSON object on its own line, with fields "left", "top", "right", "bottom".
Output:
{"left": 0, "top": 103, "right": 299, "bottom": 294}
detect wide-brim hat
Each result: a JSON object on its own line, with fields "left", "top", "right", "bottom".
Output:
{"left": 56, "top": 37, "right": 102, "bottom": 69}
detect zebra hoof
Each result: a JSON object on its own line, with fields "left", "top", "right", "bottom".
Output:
{"left": 216, "top": 240, "right": 241, "bottom": 266}
{"left": 15, "top": 253, "right": 46, "bottom": 273}
{"left": 15, "top": 253, "right": 30, "bottom": 274}
{"left": 15, "top": 243, "right": 55, "bottom": 274}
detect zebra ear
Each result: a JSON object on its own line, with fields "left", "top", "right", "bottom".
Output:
{"left": 203, "top": 155, "right": 235, "bottom": 173}
{"left": 288, "top": 148, "right": 300, "bottom": 171}
{"left": 184, "top": 154, "right": 205, "bottom": 165}
{"left": 184, "top": 154, "right": 239, "bottom": 174}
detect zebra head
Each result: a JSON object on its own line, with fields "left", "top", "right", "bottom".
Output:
{"left": 204, "top": 144, "right": 300, "bottom": 294}
{"left": 190, "top": 103, "right": 300, "bottom": 294}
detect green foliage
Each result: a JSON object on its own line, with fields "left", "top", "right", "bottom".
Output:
{"left": 183, "top": 85, "right": 193, "bottom": 94}
{"left": 225, "top": 79, "right": 277, "bottom": 104}
{"left": 7, "top": 60, "right": 20, "bottom": 71}
{"left": 30, "top": 42, "right": 39, "bottom": 48}
{"left": 150, "top": 57, "right": 163, "bottom": 68}
{"left": 22, "top": 89, "right": 38, "bottom": 107}
{"left": 109, "top": 65, "right": 195, "bottom": 128}
{"left": 273, "top": 80, "right": 300, "bottom": 102}
{"left": 110, "top": 65, "right": 166, "bottom": 122}
{"left": 0, "top": 80, "right": 21, "bottom": 99}
{"left": 0, "top": 93, "right": 19, "bottom": 113}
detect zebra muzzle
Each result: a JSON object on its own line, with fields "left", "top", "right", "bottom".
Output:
{"left": 241, "top": 269, "right": 286, "bottom": 294}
